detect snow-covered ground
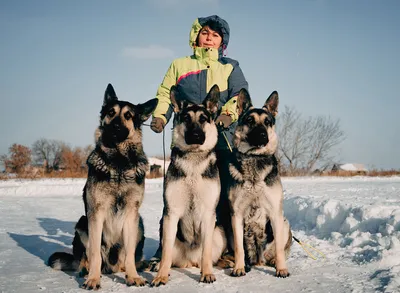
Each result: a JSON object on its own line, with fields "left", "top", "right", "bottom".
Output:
{"left": 0, "top": 176, "right": 399, "bottom": 293}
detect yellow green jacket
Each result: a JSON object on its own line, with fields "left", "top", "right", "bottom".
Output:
{"left": 153, "top": 15, "right": 248, "bottom": 150}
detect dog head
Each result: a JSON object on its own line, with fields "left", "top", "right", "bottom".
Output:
{"left": 97, "top": 83, "right": 158, "bottom": 148}
{"left": 233, "top": 89, "right": 279, "bottom": 155}
{"left": 171, "top": 84, "right": 219, "bottom": 152}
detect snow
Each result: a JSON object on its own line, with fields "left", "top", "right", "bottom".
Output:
{"left": 1, "top": 176, "right": 399, "bottom": 292}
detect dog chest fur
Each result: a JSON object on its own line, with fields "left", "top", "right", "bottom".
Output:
{"left": 164, "top": 151, "right": 220, "bottom": 246}
{"left": 229, "top": 154, "right": 283, "bottom": 224}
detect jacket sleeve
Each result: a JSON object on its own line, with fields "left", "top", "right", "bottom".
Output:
{"left": 152, "top": 61, "right": 177, "bottom": 124}
{"left": 221, "top": 61, "right": 248, "bottom": 122}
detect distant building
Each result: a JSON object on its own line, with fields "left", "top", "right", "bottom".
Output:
{"left": 332, "top": 163, "right": 368, "bottom": 174}
{"left": 147, "top": 157, "right": 171, "bottom": 178}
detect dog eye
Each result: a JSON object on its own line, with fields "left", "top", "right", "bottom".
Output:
{"left": 246, "top": 116, "right": 254, "bottom": 124}
{"left": 264, "top": 118, "right": 270, "bottom": 126}
{"left": 199, "top": 115, "right": 207, "bottom": 124}
{"left": 108, "top": 109, "right": 115, "bottom": 117}
{"left": 124, "top": 112, "right": 132, "bottom": 120}
{"left": 183, "top": 114, "right": 191, "bottom": 123}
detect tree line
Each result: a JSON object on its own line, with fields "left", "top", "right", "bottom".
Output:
{"left": 0, "top": 138, "right": 93, "bottom": 176}
{"left": 1, "top": 106, "right": 347, "bottom": 177}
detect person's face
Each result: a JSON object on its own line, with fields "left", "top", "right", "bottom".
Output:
{"left": 197, "top": 26, "right": 222, "bottom": 49}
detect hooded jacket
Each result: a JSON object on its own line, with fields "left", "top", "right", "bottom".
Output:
{"left": 152, "top": 15, "right": 248, "bottom": 150}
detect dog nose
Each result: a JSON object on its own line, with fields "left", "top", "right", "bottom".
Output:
{"left": 260, "top": 132, "right": 267, "bottom": 140}
{"left": 247, "top": 127, "right": 269, "bottom": 147}
{"left": 185, "top": 128, "right": 205, "bottom": 145}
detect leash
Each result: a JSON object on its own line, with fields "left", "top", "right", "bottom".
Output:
{"left": 217, "top": 122, "right": 233, "bottom": 153}
{"left": 292, "top": 235, "right": 326, "bottom": 260}
{"left": 162, "top": 127, "right": 166, "bottom": 190}
{"left": 221, "top": 131, "right": 233, "bottom": 153}
{"left": 143, "top": 123, "right": 167, "bottom": 184}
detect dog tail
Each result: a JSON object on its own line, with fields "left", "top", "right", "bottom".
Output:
{"left": 48, "top": 252, "right": 79, "bottom": 271}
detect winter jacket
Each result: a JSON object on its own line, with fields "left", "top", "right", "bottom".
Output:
{"left": 152, "top": 15, "right": 248, "bottom": 150}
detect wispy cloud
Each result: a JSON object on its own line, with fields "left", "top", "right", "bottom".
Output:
{"left": 148, "top": 0, "right": 220, "bottom": 10}
{"left": 122, "top": 45, "right": 175, "bottom": 60}
{"left": 149, "top": 0, "right": 219, "bottom": 6}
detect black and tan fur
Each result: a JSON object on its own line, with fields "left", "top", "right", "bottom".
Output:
{"left": 48, "top": 84, "right": 158, "bottom": 289}
{"left": 150, "top": 85, "right": 227, "bottom": 286}
{"left": 227, "top": 89, "right": 292, "bottom": 278}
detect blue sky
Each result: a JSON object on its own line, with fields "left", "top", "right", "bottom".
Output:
{"left": 1, "top": 0, "right": 399, "bottom": 169}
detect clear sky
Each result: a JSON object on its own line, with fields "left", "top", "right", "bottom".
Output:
{"left": 1, "top": 0, "right": 399, "bottom": 169}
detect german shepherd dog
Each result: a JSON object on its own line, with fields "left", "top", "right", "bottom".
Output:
{"left": 150, "top": 85, "right": 227, "bottom": 286}
{"left": 48, "top": 84, "right": 158, "bottom": 289}
{"left": 227, "top": 89, "right": 292, "bottom": 278}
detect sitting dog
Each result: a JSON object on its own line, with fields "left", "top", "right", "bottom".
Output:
{"left": 150, "top": 85, "right": 227, "bottom": 286}
{"left": 227, "top": 89, "right": 292, "bottom": 277}
{"left": 48, "top": 83, "right": 158, "bottom": 289}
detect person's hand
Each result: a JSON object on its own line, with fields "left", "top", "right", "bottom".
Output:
{"left": 215, "top": 114, "right": 233, "bottom": 128}
{"left": 150, "top": 117, "right": 165, "bottom": 133}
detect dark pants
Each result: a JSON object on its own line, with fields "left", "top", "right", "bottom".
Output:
{"left": 215, "top": 149, "right": 235, "bottom": 254}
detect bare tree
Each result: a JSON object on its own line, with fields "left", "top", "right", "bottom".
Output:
{"left": 1, "top": 144, "right": 32, "bottom": 174}
{"left": 304, "top": 116, "right": 345, "bottom": 172}
{"left": 276, "top": 106, "right": 345, "bottom": 174}
{"left": 32, "top": 138, "right": 65, "bottom": 172}
{"left": 61, "top": 145, "right": 87, "bottom": 172}
{"left": 0, "top": 154, "right": 9, "bottom": 173}
{"left": 276, "top": 106, "right": 311, "bottom": 173}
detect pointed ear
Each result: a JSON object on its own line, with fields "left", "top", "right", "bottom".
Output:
{"left": 237, "top": 88, "right": 252, "bottom": 117}
{"left": 137, "top": 98, "right": 158, "bottom": 122}
{"left": 170, "top": 85, "right": 183, "bottom": 112}
{"left": 103, "top": 83, "right": 118, "bottom": 106}
{"left": 263, "top": 91, "right": 279, "bottom": 117}
{"left": 203, "top": 84, "right": 220, "bottom": 114}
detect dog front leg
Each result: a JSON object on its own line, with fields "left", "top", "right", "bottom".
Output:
{"left": 82, "top": 210, "right": 105, "bottom": 290}
{"left": 200, "top": 214, "right": 217, "bottom": 283}
{"left": 269, "top": 211, "right": 290, "bottom": 278}
{"left": 123, "top": 211, "right": 146, "bottom": 287}
{"left": 151, "top": 214, "right": 179, "bottom": 287}
{"left": 231, "top": 214, "right": 246, "bottom": 277}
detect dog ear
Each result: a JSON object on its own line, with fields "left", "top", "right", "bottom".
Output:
{"left": 103, "top": 83, "right": 118, "bottom": 106}
{"left": 237, "top": 88, "right": 252, "bottom": 117}
{"left": 263, "top": 91, "right": 279, "bottom": 117}
{"left": 203, "top": 84, "right": 220, "bottom": 114}
{"left": 137, "top": 98, "right": 159, "bottom": 122}
{"left": 170, "top": 85, "right": 183, "bottom": 113}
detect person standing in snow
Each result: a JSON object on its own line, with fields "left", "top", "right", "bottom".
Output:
{"left": 149, "top": 14, "right": 248, "bottom": 263}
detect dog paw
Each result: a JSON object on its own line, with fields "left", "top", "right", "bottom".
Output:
{"left": 126, "top": 275, "right": 146, "bottom": 287}
{"left": 264, "top": 258, "right": 276, "bottom": 268}
{"left": 82, "top": 277, "right": 101, "bottom": 290}
{"left": 151, "top": 275, "right": 168, "bottom": 287}
{"left": 146, "top": 259, "right": 161, "bottom": 272}
{"left": 200, "top": 273, "right": 216, "bottom": 283}
{"left": 276, "top": 268, "right": 290, "bottom": 278}
{"left": 216, "top": 258, "right": 235, "bottom": 268}
{"left": 231, "top": 267, "right": 246, "bottom": 277}
{"left": 78, "top": 267, "right": 89, "bottom": 278}
{"left": 135, "top": 260, "right": 148, "bottom": 272}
